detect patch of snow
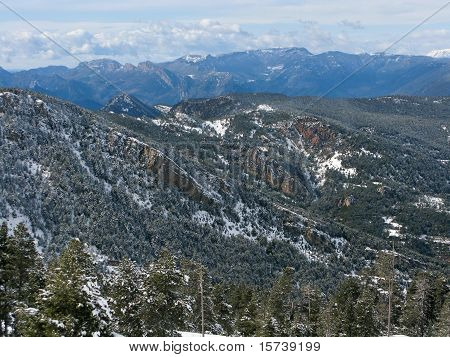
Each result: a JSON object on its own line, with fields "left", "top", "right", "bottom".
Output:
{"left": 203, "top": 118, "right": 230, "bottom": 137}
{"left": 192, "top": 210, "right": 215, "bottom": 225}
{"left": 359, "top": 147, "right": 382, "bottom": 158}
{"left": 178, "top": 331, "right": 220, "bottom": 337}
{"left": 154, "top": 105, "right": 171, "bottom": 114}
{"left": 382, "top": 216, "right": 403, "bottom": 238}
{"left": 315, "top": 151, "right": 357, "bottom": 186}
{"left": 427, "top": 48, "right": 450, "bottom": 58}
{"left": 414, "top": 195, "right": 446, "bottom": 212}
{"left": 267, "top": 64, "right": 284, "bottom": 71}
{"left": 182, "top": 54, "right": 207, "bottom": 63}
{"left": 257, "top": 104, "right": 274, "bottom": 112}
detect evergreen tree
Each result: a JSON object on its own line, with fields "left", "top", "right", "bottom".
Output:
{"left": 10, "top": 224, "right": 44, "bottom": 306}
{"left": 140, "top": 250, "right": 187, "bottom": 336}
{"left": 0, "top": 222, "right": 9, "bottom": 336}
{"left": 211, "top": 283, "right": 234, "bottom": 335}
{"left": 324, "top": 278, "right": 361, "bottom": 336}
{"left": 181, "top": 259, "right": 219, "bottom": 335}
{"left": 109, "top": 257, "right": 143, "bottom": 336}
{"left": 318, "top": 301, "right": 339, "bottom": 337}
{"left": 372, "top": 251, "right": 402, "bottom": 335}
{"left": 258, "top": 267, "right": 294, "bottom": 336}
{"left": 235, "top": 289, "right": 261, "bottom": 336}
{"left": 0, "top": 223, "right": 44, "bottom": 336}
{"left": 431, "top": 293, "right": 450, "bottom": 337}
{"left": 22, "top": 239, "right": 111, "bottom": 336}
{"left": 355, "top": 284, "right": 380, "bottom": 336}
{"left": 295, "top": 283, "right": 322, "bottom": 336}
{"left": 401, "top": 271, "right": 447, "bottom": 336}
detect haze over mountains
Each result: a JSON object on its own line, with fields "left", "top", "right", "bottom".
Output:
{"left": 1, "top": 47, "right": 449, "bottom": 109}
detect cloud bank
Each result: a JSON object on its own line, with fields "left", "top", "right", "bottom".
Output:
{"left": 0, "top": 18, "right": 448, "bottom": 69}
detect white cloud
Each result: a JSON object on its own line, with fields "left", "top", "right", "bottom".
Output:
{"left": 339, "top": 19, "right": 364, "bottom": 30}
{"left": 0, "top": 16, "right": 448, "bottom": 69}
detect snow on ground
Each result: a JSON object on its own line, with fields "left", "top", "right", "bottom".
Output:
{"left": 178, "top": 331, "right": 221, "bottom": 337}
{"left": 359, "top": 147, "right": 382, "bottom": 158}
{"left": 192, "top": 210, "right": 215, "bottom": 225}
{"left": 217, "top": 154, "right": 228, "bottom": 166}
{"left": 202, "top": 118, "right": 230, "bottom": 137}
{"left": 382, "top": 216, "right": 403, "bottom": 238}
{"left": 154, "top": 105, "right": 171, "bottom": 114}
{"left": 414, "top": 195, "right": 446, "bottom": 212}
{"left": 256, "top": 104, "right": 274, "bottom": 112}
{"left": 0, "top": 206, "right": 45, "bottom": 253}
{"left": 182, "top": 54, "right": 207, "bottom": 63}
{"left": 315, "top": 151, "right": 357, "bottom": 186}
{"left": 267, "top": 64, "right": 284, "bottom": 72}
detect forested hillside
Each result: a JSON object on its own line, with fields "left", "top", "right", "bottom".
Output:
{"left": 1, "top": 224, "right": 448, "bottom": 337}
{"left": 0, "top": 89, "right": 448, "bottom": 337}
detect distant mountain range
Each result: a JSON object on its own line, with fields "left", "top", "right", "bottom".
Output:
{"left": 1, "top": 47, "right": 449, "bottom": 109}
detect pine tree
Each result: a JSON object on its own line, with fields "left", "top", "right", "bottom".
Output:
{"left": 109, "top": 257, "right": 143, "bottom": 336}
{"left": 11, "top": 224, "right": 44, "bottom": 306}
{"left": 140, "top": 250, "right": 187, "bottom": 336}
{"left": 258, "top": 267, "right": 294, "bottom": 336}
{"left": 295, "top": 283, "right": 322, "bottom": 336}
{"left": 181, "top": 259, "right": 219, "bottom": 335}
{"left": 318, "top": 301, "right": 339, "bottom": 337}
{"left": 401, "top": 271, "right": 435, "bottom": 336}
{"left": 372, "top": 251, "right": 402, "bottom": 335}
{"left": 401, "top": 271, "right": 448, "bottom": 336}
{"left": 23, "top": 239, "right": 111, "bottom": 336}
{"left": 211, "top": 283, "right": 234, "bottom": 335}
{"left": 325, "top": 278, "right": 361, "bottom": 336}
{"left": 355, "top": 284, "right": 380, "bottom": 336}
{"left": 0, "top": 222, "right": 9, "bottom": 336}
{"left": 235, "top": 289, "right": 261, "bottom": 336}
{"left": 0, "top": 223, "right": 44, "bottom": 336}
{"left": 431, "top": 293, "right": 450, "bottom": 337}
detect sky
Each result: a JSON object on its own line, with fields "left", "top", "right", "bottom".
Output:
{"left": 0, "top": 0, "right": 449, "bottom": 69}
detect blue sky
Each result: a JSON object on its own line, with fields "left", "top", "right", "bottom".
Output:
{"left": 0, "top": 0, "right": 449, "bottom": 69}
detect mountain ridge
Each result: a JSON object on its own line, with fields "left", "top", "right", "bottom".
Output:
{"left": 1, "top": 47, "right": 449, "bottom": 109}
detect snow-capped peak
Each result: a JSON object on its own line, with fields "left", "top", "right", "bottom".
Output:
{"left": 427, "top": 49, "right": 450, "bottom": 58}
{"left": 181, "top": 54, "right": 207, "bottom": 63}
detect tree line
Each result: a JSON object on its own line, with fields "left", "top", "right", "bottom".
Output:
{"left": 0, "top": 222, "right": 448, "bottom": 337}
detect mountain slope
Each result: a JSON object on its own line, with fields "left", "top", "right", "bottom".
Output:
{"left": 0, "top": 89, "right": 448, "bottom": 289}
{"left": 102, "top": 93, "right": 162, "bottom": 118}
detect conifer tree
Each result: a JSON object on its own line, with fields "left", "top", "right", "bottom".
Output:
{"left": 181, "top": 259, "right": 219, "bottom": 335}
{"left": 259, "top": 267, "right": 294, "bottom": 336}
{"left": 431, "top": 294, "right": 450, "bottom": 337}
{"left": 326, "top": 278, "right": 361, "bottom": 336}
{"left": 372, "top": 251, "right": 402, "bottom": 335}
{"left": 140, "top": 250, "right": 187, "bottom": 336}
{"left": 0, "top": 223, "right": 44, "bottom": 336}
{"left": 235, "top": 289, "right": 261, "bottom": 336}
{"left": 0, "top": 222, "right": 9, "bottom": 336}
{"left": 296, "top": 283, "right": 322, "bottom": 336}
{"left": 318, "top": 301, "right": 339, "bottom": 337}
{"left": 355, "top": 284, "right": 380, "bottom": 336}
{"left": 401, "top": 271, "right": 447, "bottom": 336}
{"left": 24, "top": 239, "right": 111, "bottom": 336}
{"left": 109, "top": 257, "right": 143, "bottom": 336}
{"left": 11, "top": 224, "right": 44, "bottom": 306}
{"left": 211, "top": 283, "right": 234, "bottom": 335}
